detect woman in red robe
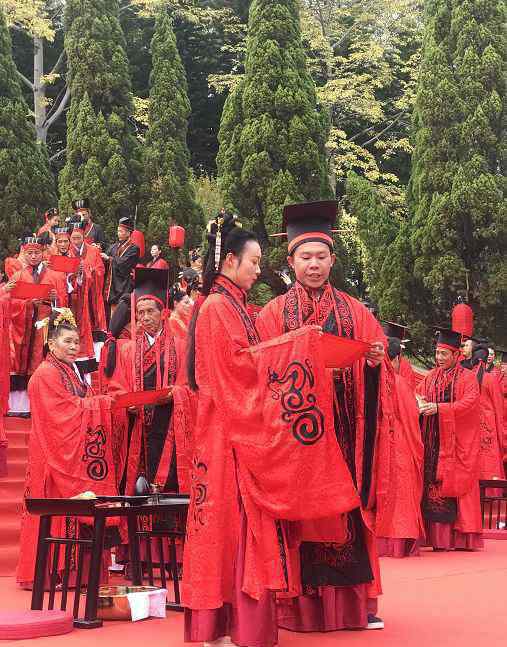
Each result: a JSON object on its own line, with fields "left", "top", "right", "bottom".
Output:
{"left": 183, "top": 214, "right": 361, "bottom": 647}
{"left": 17, "top": 310, "right": 119, "bottom": 587}
{"left": 417, "top": 329, "right": 482, "bottom": 551}
{"left": 256, "top": 201, "right": 387, "bottom": 632}
{"left": 376, "top": 338, "right": 424, "bottom": 557}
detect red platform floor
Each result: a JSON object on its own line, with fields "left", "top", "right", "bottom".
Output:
{"left": 1, "top": 540, "right": 506, "bottom": 646}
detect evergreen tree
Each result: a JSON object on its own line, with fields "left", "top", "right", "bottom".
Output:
{"left": 142, "top": 9, "right": 203, "bottom": 249}
{"left": 0, "top": 8, "right": 55, "bottom": 258}
{"left": 409, "top": 0, "right": 506, "bottom": 342}
{"left": 217, "top": 0, "right": 332, "bottom": 274}
{"left": 58, "top": 93, "right": 130, "bottom": 237}
{"left": 59, "top": 0, "right": 140, "bottom": 230}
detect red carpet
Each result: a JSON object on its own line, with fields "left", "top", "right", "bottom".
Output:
{"left": 0, "top": 416, "right": 29, "bottom": 577}
{"left": 0, "top": 541, "right": 506, "bottom": 646}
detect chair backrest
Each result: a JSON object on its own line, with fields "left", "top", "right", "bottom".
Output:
{"left": 479, "top": 480, "right": 507, "bottom": 530}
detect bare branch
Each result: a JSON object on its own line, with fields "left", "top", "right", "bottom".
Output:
{"left": 361, "top": 111, "right": 406, "bottom": 148}
{"left": 49, "top": 50, "right": 66, "bottom": 76}
{"left": 49, "top": 149, "right": 66, "bottom": 163}
{"left": 45, "top": 85, "right": 70, "bottom": 130}
{"left": 16, "top": 69, "right": 34, "bottom": 91}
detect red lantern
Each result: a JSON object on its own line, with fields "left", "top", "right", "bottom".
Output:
{"left": 130, "top": 229, "right": 145, "bottom": 258}
{"left": 452, "top": 302, "right": 474, "bottom": 338}
{"left": 168, "top": 225, "right": 185, "bottom": 249}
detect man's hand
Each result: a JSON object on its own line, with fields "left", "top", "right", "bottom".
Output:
{"left": 366, "top": 341, "right": 385, "bottom": 367}
{"left": 100, "top": 253, "right": 110, "bottom": 261}
{"left": 156, "top": 390, "right": 173, "bottom": 405}
{"left": 420, "top": 402, "right": 438, "bottom": 417}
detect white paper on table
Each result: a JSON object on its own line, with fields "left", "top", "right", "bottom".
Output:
{"left": 126, "top": 588, "right": 167, "bottom": 622}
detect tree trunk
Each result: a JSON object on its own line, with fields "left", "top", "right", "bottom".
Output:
{"left": 33, "top": 36, "right": 47, "bottom": 143}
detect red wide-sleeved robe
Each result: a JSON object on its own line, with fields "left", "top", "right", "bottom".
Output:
{"left": 0, "top": 288, "right": 11, "bottom": 475}
{"left": 104, "top": 326, "right": 193, "bottom": 495}
{"left": 416, "top": 365, "right": 482, "bottom": 550}
{"left": 17, "top": 354, "right": 119, "bottom": 585}
{"left": 376, "top": 369, "right": 424, "bottom": 557}
{"left": 399, "top": 355, "right": 417, "bottom": 391}
{"left": 183, "top": 275, "right": 360, "bottom": 637}
{"left": 478, "top": 371, "right": 505, "bottom": 481}
{"left": 10, "top": 266, "right": 68, "bottom": 384}
{"left": 252, "top": 281, "right": 392, "bottom": 630}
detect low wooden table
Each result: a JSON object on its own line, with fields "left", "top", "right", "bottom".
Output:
{"left": 26, "top": 495, "right": 189, "bottom": 629}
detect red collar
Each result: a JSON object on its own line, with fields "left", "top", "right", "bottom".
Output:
{"left": 214, "top": 274, "right": 247, "bottom": 306}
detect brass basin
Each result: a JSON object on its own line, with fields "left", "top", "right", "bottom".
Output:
{"left": 97, "top": 585, "right": 161, "bottom": 621}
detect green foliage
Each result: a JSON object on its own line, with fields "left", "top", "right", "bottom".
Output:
{"left": 141, "top": 9, "right": 202, "bottom": 250}
{"left": 409, "top": 0, "right": 506, "bottom": 343}
{"left": 0, "top": 7, "right": 55, "bottom": 258}
{"left": 59, "top": 0, "right": 140, "bottom": 230}
{"left": 217, "top": 0, "right": 332, "bottom": 283}
{"left": 58, "top": 93, "right": 130, "bottom": 238}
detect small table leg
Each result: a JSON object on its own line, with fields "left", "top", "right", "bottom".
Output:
{"left": 74, "top": 513, "right": 105, "bottom": 629}
{"left": 31, "top": 515, "right": 52, "bottom": 610}
{"left": 127, "top": 512, "right": 143, "bottom": 586}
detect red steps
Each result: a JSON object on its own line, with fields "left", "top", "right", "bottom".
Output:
{"left": 0, "top": 416, "right": 30, "bottom": 577}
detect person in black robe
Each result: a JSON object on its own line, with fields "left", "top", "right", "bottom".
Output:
{"left": 101, "top": 212, "right": 140, "bottom": 317}
{"left": 72, "top": 198, "right": 108, "bottom": 251}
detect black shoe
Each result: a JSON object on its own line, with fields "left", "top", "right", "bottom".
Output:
{"left": 367, "top": 614, "right": 384, "bottom": 630}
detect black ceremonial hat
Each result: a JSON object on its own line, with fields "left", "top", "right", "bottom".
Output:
{"left": 134, "top": 268, "right": 170, "bottom": 308}
{"left": 72, "top": 198, "right": 90, "bottom": 210}
{"left": 382, "top": 321, "right": 409, "bottom": 342}
{"left": 434, "top": 327, "right": 462, "bottom": 350}
{"left": 280, "top": 201, "right": 337, "bottom": 254}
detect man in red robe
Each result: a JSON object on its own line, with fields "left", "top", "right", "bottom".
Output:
{"left": 8, "top": 236, "right": 68, "bottom": 415}
{"left": 183, "top": 214, "right": 364, "bottom": 647}
{"left": 0, "top": 282, "right": 13, "bottom": 475}
{"left": 382, "top": 321, "right": 417, "bottom": 390}
{"left": 500, "top": 349, "right": 507, "bottom": 472}
{"left": 102, "top": 268, "right": 192, "bottom": 495}
{"left": 64, "top": 220, "right": 107, "bottom": 375}
{"left": 461, "top": 345, "right": 504, "bottom": 485}
{"left": 417, "top": 328, "right": 482, "bottom": 551}
{"left": 256, "top": 201, "right": 388, "bottom": 631}
{"left": 376, "top": 337, "right": 424, "bottom": 557}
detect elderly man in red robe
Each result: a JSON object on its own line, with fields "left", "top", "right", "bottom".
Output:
{"left": 102, "top": 268, "right": 192, "bottom": 495}
{"left": 8, "top": 236, "right": 68, "bottom": 415}
{"left": 256, "top": 201, "right": 387, "bottom": 632}
{"left": 376, "top": 337, "right": 424, "bottom": 557}
{"left": 417, "top": 328, "right": 482, "bottom": 551}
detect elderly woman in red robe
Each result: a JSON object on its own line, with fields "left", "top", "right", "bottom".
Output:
{"left": 256, "top": 201, "right": 387, "bottom": 632}
{"left": 417, "top": 328, "right": 482, "bottom": 551}
{"left": 17, "top": 309, "right": 119, "bottom": 588}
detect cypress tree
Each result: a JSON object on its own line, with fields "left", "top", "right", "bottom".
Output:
{"left": 142, "top": 10, "right": 202, "bottom": 249}
{"left": 58, "top": 93, "right": 130, "bottom": 232}
{"left": 59, "top": 0, "right": 140, "bottom": 232}
{"left": 217, "top": 0, "right": 332, "bottom": 269}
{"left": 0, "top": 8, "right": 55, "bottom": 258}
{"left": 409, "top": 0, "right": 506, "bottom": 341}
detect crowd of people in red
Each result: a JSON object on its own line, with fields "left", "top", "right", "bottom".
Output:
{"left": 0, "top": 200, "right": 505, "bottom": 646}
